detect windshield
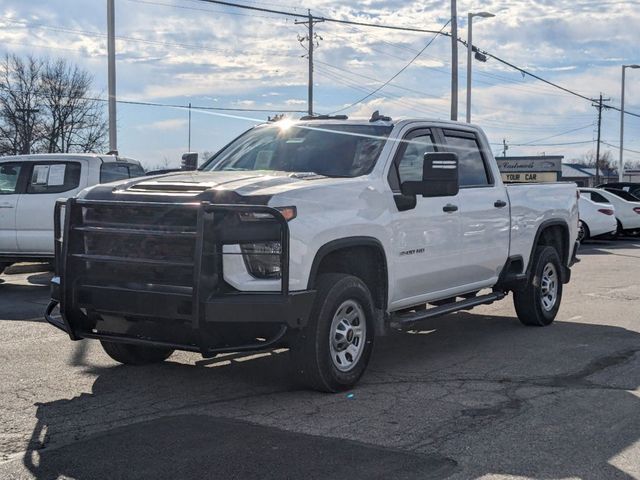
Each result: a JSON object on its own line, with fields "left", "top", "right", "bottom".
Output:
{"left": 202, "top": 123, "right": 393, "bottom": 177}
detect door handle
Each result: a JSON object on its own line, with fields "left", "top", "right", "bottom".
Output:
{"left": 443, "top": 203, "right": 458, "bottom": 213}
{"left": 0, "top": 203, "right": 14, "bottom": 208}
{"left": 494, "top": 200, "right": 507, "bottom": 208}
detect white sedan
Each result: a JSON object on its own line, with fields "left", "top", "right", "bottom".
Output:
{"left": 579, "top": 187, "right": 640, "bottom": 235}
{"left": 577, "top": 194, "right": 617, "bottom": 241}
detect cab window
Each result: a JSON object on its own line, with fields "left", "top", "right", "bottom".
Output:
{"left": 443, "top": 132, "right": 492, "bottom": 187}
{"left": 0, "top": 163, "right": 23, "bottom": 194}
{"left": 396, "top": 134, "right": 437, "bottom": 183}
{"left": 100, "top": 163, "right": 145, "bottom": 183}
{"left": 26, "top": 162, "right": 81, "bottom": 194}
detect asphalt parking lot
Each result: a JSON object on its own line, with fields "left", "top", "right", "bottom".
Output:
{"left": 1, "top": 238, "right": 640, "bottom": 480}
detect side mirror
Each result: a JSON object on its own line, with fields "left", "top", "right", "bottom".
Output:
{"left": 181, "top": 152, "right": 198, "bottom": 171}
{"left": 400, "top": 152, "right": 459, "bottom": 197}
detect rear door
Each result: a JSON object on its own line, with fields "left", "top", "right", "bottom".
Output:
{"left": 0, "top": 162, "right": 26, "bottom": 253}
{"left": 16, "top": 160, "right": 86, "bottom": 254}
{"left": 441, "top": 129, "right": 510, "bottom": 287}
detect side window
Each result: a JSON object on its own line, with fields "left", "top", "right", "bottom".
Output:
{"left": 26, "top": 162, "right": 81, "bottom": 194}
{"left": 590, "top": 192, "right": 609, "bottom": 203}
{"left": 128, "top": 164, "right": 146, "bottom": 179}
{"left": 100, "top": 163, "right": 130, "bottom": 183}
{"left": 0, "top": 163, "right": 23, "bottom": 194}
{"left": 443, "top": 133, "right": 491, "bottom": 187}
{"left": 396, "top": 133, "right": 437, "bottom": 183}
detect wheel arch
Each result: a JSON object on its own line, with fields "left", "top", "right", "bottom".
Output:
{"left": 307, "top": 237, "right": 389, "bottom": 313}
{"left": 527, "top": 219, "right": 571, "bottom": 282}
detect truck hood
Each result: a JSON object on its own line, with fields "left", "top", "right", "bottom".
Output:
{"left": 80, "top": 170, "right": 347, "bottom": 204}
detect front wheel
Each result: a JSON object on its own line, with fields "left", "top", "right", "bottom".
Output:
{"left": 100, "top": 341, "right": 174, "bottom": 365}
{"left": 513, "top": 246, "right": 563, "bottom": 326}
{"left": 290, "top": 273, "right": 375, "bottom": 392}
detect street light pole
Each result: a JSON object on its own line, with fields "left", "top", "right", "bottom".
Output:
{"left": 107, "top": 0, "right": 117, "bottom": 153}
{"left": 619, "top": 64, "right": 640, "bottom": 181}
{"left": 466, "top": 12, "right": 494, "bottom": 124}
{"left": 450, "top": 0, "right": 458, "bottom": 121}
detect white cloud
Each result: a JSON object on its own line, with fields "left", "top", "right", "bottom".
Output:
{"left": 139, "top": 118, "right": 188, "bottom": 131}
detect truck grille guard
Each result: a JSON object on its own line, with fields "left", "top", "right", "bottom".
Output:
{"left": 45, "top": 197, "right": 313, "bottom": 357}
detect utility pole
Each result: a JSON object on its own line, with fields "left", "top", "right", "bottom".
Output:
{"left": 502, "top": 138, "right": 509, "bottom": 158}
{"left": 296, "top": 11, "right": 323, "bottom": 116}
{"left": 107, "top": 0, "right": 117, "bottom": 153}
{"left": 188, "top": 102, "right": 192, "bottom": 152}
{"left": 593, "top": 93, "right": 611, "bottom": 185}
{"left": 450, "top": 0, "right": 458, "bottom": 121}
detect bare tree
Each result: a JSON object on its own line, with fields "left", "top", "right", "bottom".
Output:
{"left": 0, "top": 54, "right": 43, "bottom": 155}
{"left": 0, "top": 54, "right": 107, "bottom": 156}
{"left": 40, "top": 58, "right": 107, "bottom": 153}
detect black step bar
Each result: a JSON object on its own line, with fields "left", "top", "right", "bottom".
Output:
{"left": 390, "top": 292, "right": 505, "bottom": 328}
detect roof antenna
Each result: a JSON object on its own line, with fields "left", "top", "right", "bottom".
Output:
{"left": 369, "top": 110, "right": 391, "bottom": 122}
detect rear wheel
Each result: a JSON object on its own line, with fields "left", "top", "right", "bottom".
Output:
{"left": 513, "top": 246, "right": 563, "bottom": 327}
{"left": 100, "top": 341, "right": 174, "bottom": 365}
{"left": 577, "top": 221, "right": 589, "bottom": 242}
{"left": 290, "top": 273, "right": 375, "bottom": 392}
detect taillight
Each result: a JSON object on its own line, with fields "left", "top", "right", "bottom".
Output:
{"left": 634, "top": 207, "right": 640, "bottom": 214}
{"left": 598, "top": 209, "right": 614, "bottom": 216}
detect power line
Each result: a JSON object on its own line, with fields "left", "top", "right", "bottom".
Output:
{"left": 515, "top": 123, "right": 595, "bottom": 146}
{"left": 330, "top": 20, "right": 451, "bottom": 114}
{"left": 0, "top": 85, "right": 305, "bottom": 113}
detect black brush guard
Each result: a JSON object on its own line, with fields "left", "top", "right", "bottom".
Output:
{"left": 45, "top": 198, "right": 315, "bottom": 357}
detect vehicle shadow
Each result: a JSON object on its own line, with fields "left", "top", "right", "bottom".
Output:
{"left": 15, "top": 311, "right": 640, "bottom": 479}
{"left": 0, "top": 271, "right": 53, "bottom": 322}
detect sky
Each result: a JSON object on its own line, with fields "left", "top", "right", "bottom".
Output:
{"left": 0, "top": 0, "right": 639, "bottom": 169}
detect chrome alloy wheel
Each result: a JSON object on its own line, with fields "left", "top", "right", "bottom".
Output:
{"left": 329, "top": 299, "right": 367, "bottom": 372}
{"left": 540, "top": 262, "right": 559, "bottom": 312}
{"left": 577, "top": 221, "right": 586, "bottom": 242}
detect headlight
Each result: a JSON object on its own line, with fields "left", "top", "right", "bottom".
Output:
{"left": 241, "top": 241, "right": 282, "bottom": 279}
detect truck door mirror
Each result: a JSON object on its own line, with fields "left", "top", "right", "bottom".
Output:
{"left": 181, "top": 152, "right": 198, "bottom": 171}
{"left": 400, "top": 152, "right": 459, "bottom": 197}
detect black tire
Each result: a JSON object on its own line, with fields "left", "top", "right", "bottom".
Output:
{"left": 616, "top": 219, "right": 624, "bottom": 237}
{"left": 100, "top": 341, "right": 174, "bottom": 365}
{"left": 577, "top": 221, "right": 589, "bottom": 242}
{"left": 290, "top": 273, "right": 375, "bottom": 392}
{"left": 513, "top": 246, "right": 563, "bottom": 327}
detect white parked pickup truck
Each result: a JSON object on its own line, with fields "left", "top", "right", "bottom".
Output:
{"left": 45, "top": 115, "right": 579, "bottom": 392}
{"left": 0, "top": 153, "right": 144, "bottom": 274}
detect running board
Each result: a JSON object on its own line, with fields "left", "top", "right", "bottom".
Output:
{"left": 390, "top": 292, "right": 506, "bottom": 328}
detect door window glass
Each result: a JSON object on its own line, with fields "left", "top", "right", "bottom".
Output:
{"left": 443, "top": 134, "right": 491, "bottom": 187}
{"left": 26, "top": 162, "right": 81, "bottom": 194}
{"left": 396, "top": 134, "right": 437, "bottom": 183}
{"left": 0, "top": 163, "right": 22, "bottom": 194}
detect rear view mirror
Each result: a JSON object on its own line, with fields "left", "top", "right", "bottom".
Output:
{"left": 400, "top": 152, "right": 459, "bottom": 197}
{"left": 0, "top": 165, "right": 17, "bottom": 175}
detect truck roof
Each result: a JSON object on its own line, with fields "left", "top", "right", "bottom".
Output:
{"left": 0, "top": 153, "right": 141, "bottom": 165}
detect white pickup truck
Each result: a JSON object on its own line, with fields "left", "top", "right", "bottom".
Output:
{"left": 0, "top": 153, "right": 144, "bottom": 274}
{"left": 45, "top": 115, "right": 579, "bottom": 392}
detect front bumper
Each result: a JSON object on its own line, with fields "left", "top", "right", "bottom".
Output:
{"left": 45, "top": 198, "right": 315, "bottom": 357}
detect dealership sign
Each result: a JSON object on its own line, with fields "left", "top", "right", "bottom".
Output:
{"left": 496, "top": 156, "right": 562, "bottom": 183}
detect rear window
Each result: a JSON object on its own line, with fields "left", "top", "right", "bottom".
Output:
{"left": 27, "top": 162, "right": 81, "bottom": 194}
{"left": 0, "top": 163, "right": 23, "bottom": 194}
{"left": 605, "top": 188, "right": 640, "bottom": 201}
{"left": 100, "top": 162, "right": 145, "bottom": 183}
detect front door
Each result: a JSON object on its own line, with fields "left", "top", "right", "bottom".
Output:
{"left": 388, "top": 128, "right": 463, "bottom": 310}
{"left": 0, "top": 162, "right": 25, "bottom": 254}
